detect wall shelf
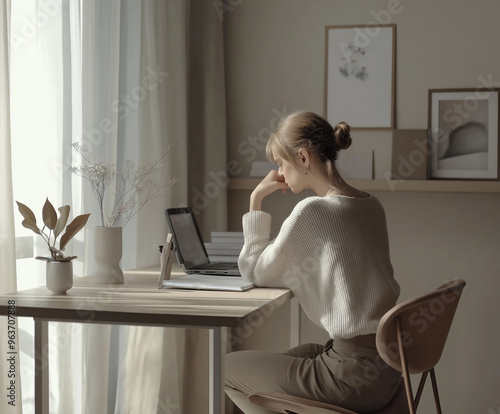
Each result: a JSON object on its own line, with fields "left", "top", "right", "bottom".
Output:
{"left": 228, "top": 178, "right": 500, "bottom": 194}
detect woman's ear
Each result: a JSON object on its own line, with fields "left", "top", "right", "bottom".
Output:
{"left": 297, "top": 148, "right": 310, "bottom": 168}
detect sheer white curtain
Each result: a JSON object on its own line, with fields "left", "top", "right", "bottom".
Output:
{"left": 114, "top": 1, "right": 229, "bottom": 412}
{"left": 1, "top": 1, "right": 22, "bottom": 413}
{"left": 0, "top": 0, "right": 14, "bottom": 296}
{"left": 7, "top": 0, "right": 228, "bottom": 413}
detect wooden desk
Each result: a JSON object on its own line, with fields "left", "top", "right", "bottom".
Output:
{"left": 0, "top": 266, "right": 292, "bottom": 414}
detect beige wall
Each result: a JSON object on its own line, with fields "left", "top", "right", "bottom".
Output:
{"left": 224, "top": 0, "right": 500, "bottom": 412}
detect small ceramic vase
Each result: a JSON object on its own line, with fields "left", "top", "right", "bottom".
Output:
{"left": 46, "top": 261, "right": 73, "bottom": 294}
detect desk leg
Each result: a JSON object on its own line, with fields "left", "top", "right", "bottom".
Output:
{"left": 209, "top": 327, "right": 225, "bottom": 414}
{"left": 290, "top": 297, "right": 301, "bottom": 348}
{"left": 34, "top": 319, "right": 49, "bottom": 414}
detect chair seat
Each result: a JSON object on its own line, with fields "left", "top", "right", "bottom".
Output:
{"left": 248, "top": 381, "right": 409, "bottom": 414}
{"left": 248, "top": 393, "right": 357, "bottom": 414}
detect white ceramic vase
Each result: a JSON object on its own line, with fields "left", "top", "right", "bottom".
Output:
{"left": 46, "top": 261, "right": 73, "bottom": 294}
{"left": 94, "top": 226, "right": 124, "bottom": 284}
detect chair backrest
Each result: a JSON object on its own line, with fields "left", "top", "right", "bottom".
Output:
{"left": 376, "top": 279, "right": 466, "bottom": 374}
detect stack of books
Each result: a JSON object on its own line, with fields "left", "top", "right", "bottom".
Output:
{"left": 205, "top": 231, "right": 244, "bottom": 263}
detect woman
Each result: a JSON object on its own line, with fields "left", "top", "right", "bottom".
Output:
{"left": 225, "top": 111, "right": 402, "bottom": 414}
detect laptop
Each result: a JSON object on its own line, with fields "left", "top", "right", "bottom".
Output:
{"left": 157, "top": 227, "right": 253, "bottom": 292}
{"left": 164, "top": 207, "right": 241, "bottom": 276}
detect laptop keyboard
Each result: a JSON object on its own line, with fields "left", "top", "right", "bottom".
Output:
{"left": 195, "top": 262, "right": 237, "bottom": 270}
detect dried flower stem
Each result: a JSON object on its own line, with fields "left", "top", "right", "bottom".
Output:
{"left": 69, "top": 142, "right": 178, "bottom": 227}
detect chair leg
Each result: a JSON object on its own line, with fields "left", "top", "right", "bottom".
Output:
{"left": 430, "top": 368, "right": 442, "bottom": 414}
{"left": 396, "top": 318, "right": 417, "bottom": 414}
{"left": 414, "top": 371, "right": 428, "bottom": 410}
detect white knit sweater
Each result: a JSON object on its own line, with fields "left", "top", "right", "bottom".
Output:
{"left": 238, "top": 194, "right": 400, "bottom": 339}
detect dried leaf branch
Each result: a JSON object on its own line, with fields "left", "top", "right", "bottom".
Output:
{"left": 16, "top": 198, "right": 90, "bottom": 261}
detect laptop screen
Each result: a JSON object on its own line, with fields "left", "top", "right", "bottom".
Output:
{"left": 165, "top": 208, "right": 209, "bottom": 268}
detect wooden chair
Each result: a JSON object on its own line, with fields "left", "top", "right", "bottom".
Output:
{"left": 248, "top": 279, "right": 466, "bottom": 414}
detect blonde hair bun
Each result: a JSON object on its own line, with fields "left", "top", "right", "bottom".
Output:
{"left": 333, "top": 122, "right": 352, "bottom": 151}
{"left": 266, "top": 111, "right": 353, "bottom": 180}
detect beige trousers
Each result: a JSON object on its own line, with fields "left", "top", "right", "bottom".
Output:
{"left": 225, "top": 335, "right": 401, "bottom": 414}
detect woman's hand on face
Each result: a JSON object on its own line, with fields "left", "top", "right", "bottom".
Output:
{"left": 250, "top": 170, "right": 289, "bottom": 211}
{"left": 256, "top": 170, "right": 289, "bottom": 197}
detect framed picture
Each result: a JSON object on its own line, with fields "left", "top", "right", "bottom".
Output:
{"left": 324, "top": 24, "right": 396, "bottom": 129}
{"left": 428, "top": 89, "right": 499, "bottom": 179}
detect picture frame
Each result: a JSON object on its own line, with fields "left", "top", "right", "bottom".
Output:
{"left": 324, "top": 24, "right": 396, "bottom": 129}
{"left": 428, "top": 88, "right": 499, "bottom": 180}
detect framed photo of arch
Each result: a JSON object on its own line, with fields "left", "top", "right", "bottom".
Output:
{"left": 428, "top": 88, "right": 500, "bottom": 179}
{"left": 324, "top": 24, "right": 396, "bottom": 129}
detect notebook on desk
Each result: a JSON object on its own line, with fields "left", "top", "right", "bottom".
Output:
{"left": 157, "top": 234, "right": 253, "bottom": 292}
{"left": 164, "top": 207, "right": 241, "bottom": 276}
{"left": 160, "top": 273, "right": 254, "bottom": 292}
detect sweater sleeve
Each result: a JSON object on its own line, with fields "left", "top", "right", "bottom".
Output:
{"left": 237, "top": 204, "right": 310, "bottom": 287}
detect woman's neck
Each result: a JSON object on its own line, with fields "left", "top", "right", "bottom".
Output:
{"left": 308, "top": 166, "right": 345, "bottom": 196}
{"left": 309, "top": 168, "right": 368, "bottom": 198}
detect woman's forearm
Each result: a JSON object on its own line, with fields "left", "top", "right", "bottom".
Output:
{"left": 249, "top": 192, "right": 263, "bottom": 211}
